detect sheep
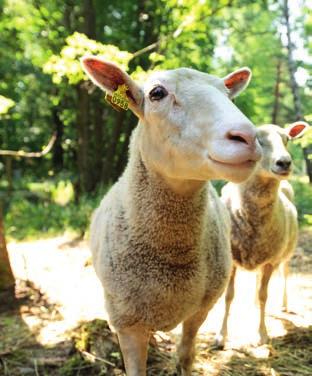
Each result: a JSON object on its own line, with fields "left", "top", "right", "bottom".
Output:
{"left": 216, "top": 121, "right": 310, "bottom": 348}
{"left": 81, "top": 56, "right": 262, "bottom": 376}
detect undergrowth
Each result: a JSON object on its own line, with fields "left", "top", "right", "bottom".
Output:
{"left": 3, "top": 176, "right": 312, "bottom": 241}
{"left": 3, "top": 180, "right": 108, "bottom": 240}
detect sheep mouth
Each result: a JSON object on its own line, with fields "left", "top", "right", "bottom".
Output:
{"left": 208, "top": 157, "right": 256, "bottom": 169}
{"left": 271, "top": 169, "right": 291, "bottom": 176}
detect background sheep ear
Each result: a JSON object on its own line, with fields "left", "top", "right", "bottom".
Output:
{"left": 223, "top": 67, "right": 252, "bottom": 99}
{"left": 81, "top": 56, "right": 144, "bottom": 117}
{"left": 286, "top": 121, "right": 310, "bottom": 139}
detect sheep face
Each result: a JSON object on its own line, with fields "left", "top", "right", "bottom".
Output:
{"left": 81, "top": 57, "right": 262, "bottom": 183}
{"left": 140, "top": 68, "right": 262, "bottom": 183}
{"left": 256, "top": 122, "right": 309, "bottom": 179}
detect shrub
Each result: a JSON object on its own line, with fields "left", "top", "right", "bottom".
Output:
{"left": 4, "top": 180, "right": 107, "bottom": 240}
{"left": 291, "top": 177, "right": 312, "bottom": 226}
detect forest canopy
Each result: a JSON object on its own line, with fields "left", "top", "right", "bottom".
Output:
{"left": 0, "top": 0, "right": 311, "bottom": 239}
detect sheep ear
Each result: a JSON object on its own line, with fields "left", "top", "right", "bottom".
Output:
{"left": 286, "top": 121, "right": 310, "bottom": 139}
{"left": 223, "top": 67, "right": 252, "bottom": 99}
{"left": 81, "top": 56, "right": 144, "bottom": 117}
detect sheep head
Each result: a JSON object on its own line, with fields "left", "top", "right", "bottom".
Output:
{"left": 256, "top": 121, "right": 310, "bottom": 179}
{"left": 81, "top": 57, "right": 262, "bottom": 184}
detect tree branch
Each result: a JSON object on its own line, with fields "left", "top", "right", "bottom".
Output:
{"left": 0, "top": 133, "right": 56, "bottom": 158}
{"left": 132, "top": 41, "right": 162, "bottom": 58}
{"left": 132, "top": 0, "right": 234, "bottom": 59}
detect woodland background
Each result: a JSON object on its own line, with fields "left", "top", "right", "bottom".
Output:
{"left": 0, "top": 0, "right": 311, "bottom": 242}
{"left": 0, "top": 1, "right": 312, "bottom": 375}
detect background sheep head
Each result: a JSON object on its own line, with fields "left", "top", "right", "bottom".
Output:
{"left": 256, "top": 122, "right": 310, "bottom": 179}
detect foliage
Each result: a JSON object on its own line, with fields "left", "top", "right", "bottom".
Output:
{"left": 4, "top": 180, "right": 106, "bottom": 240}
{"left": 0, "top": 0, "right": 311, "bottom": 240}
{"left": 44, "top": 32, "right": 133, "bottom": 85}
{"left": 291, "top": 176, "right": 312, "bottom": 225}
{"left": 0, "top": 95, "right": 15, "bottom": 115}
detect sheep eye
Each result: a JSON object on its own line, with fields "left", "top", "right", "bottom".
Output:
{"left": 149, "top": 86, "right": 168, "bottom": 101}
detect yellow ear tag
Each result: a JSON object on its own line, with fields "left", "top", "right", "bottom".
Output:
{"left": 105, "top": 84, "right": 129, "bottom": 111}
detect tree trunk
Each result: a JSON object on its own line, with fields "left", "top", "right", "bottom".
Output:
{"left": 0, "top": 205, "right": 15, "bottom": 293}
{"left": 282, "top": 0, "right": 312, "bottom": 182}
{"left": 64, "top": 0, "right": 74, "bottom": 32}
{"left": 5, "top": 156, "right": 13, "bottom": 195}
{"left": 83, "top": 0, "right": 96, "bottom": 39}
{"left": 271, "top": 59, "right": 282, "bottom": 125}
{"left": 102, "top": 111, "right": 125, "bottom": 183}
{"left": 303, "top": 147, "right": 312, "bottom": 180}
{"left": 282, "top": 0, "right": 302, "bottom": 118}
{"left": 52, "top": 108, "right": 64, "bottom": 171}
{"left": 73, "top": 0, "right": 97, "bottom": 196}
{"left": 114, "top": 117, "right": 136, "bottom": 180}
{"left": 76, "top": 84, "right": 91, "bottom": 194}
{"left": 91, "top": 95, "right": 105, "bottom": 189}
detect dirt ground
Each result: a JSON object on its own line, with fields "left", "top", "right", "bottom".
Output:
{"left": 1, "top": 229, "right": 311, "bottom": 375}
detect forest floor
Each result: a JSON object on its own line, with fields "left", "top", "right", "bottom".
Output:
{"left": 1, "top": 228, "right": 312, "bottom": 376}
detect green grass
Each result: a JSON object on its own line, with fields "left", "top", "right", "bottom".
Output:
{"left": 3, "top": 180, "right": 107, "bottom": 241}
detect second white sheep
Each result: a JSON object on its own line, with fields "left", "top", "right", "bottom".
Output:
{"left": 216, "top": 121, "right": 309, "bottom": 347}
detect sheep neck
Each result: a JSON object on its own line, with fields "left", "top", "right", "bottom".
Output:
{"left": 125, "top": 136, "right": 209, "bottom": 264}
{"left": 238, "top": 175, "right": 280, "bottom": 222}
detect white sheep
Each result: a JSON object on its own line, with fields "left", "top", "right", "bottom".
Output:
{"left": 81, "top": 56, "right": 262, "bottom": 376}
{"left": 216, "top": 121, "right": 309, "bottom": 347}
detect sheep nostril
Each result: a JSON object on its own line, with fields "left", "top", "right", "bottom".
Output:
{"left": 227, "top": 131, "right": 255, "bottom": 146}
{"left": 276, "top": 159, "right": 291, "bottom": 169}
{"left": 229, "top": 135, "right": 247, "bottom": 143}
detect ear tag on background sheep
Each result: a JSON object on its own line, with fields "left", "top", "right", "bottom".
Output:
{"left": 105, "top": 84, "right": 129, "bottom": 111}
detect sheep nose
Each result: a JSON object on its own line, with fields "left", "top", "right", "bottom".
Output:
{"left": 276, "top": 157, "right": 292, "bottom": 170}
{"left": 227, "top": 130, "right": 256, "bottom": 147}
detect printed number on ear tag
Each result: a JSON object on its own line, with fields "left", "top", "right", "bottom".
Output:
{"left": 105, "top": 84, "right": 129, "bottom": 111}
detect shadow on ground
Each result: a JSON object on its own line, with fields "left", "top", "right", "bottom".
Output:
{"left": 0, "top": 281, "right": 124, "bottom": 376}
{"left": 1, "top": 281, "right": 311, "bottom": 376}
{"left": 0, "top": 281, "right": 180, "bottom": 375}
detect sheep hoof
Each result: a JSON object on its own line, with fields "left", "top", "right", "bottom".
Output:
{"left": 176, "top": 363, "right": 191, "bottom": 376}
{"left": 179, "top": 368, "right": 192, "bottom": 376}
{"left": 213, "top": 334, "right": 226, "bottom": 350}
{"left": 282, "top": 307, "right": 296, "bottom": 314}
{"left": 259, "top": 333, "right": 269, "bottom": 345}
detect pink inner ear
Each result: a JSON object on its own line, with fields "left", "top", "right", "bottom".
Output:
{"left": 84, "top": 59, "right": 125, "bottom": 91}
{"left": 289, "top": 124, "right": 306, "bottom": 138}
{"left": 225, "top": 71, "right": 249, "bottom": 89}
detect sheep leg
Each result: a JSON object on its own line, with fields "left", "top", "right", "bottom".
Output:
{"left": 258, "top": 263, "right": 273, "bottom": 345}
{"left": 215, "top": 266, "right": 237, "bottom": 349}
{"left": 177, "top": 306, "right": 209, "bottom": 376}
{"left": 282, "top": 261, "right": 289, "bottom": 312}
{"left": 255, "top": 271, "right": 261, "bottom": 306}
{"left": 117, "top": 326, "right": 150, "bottom": 376}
